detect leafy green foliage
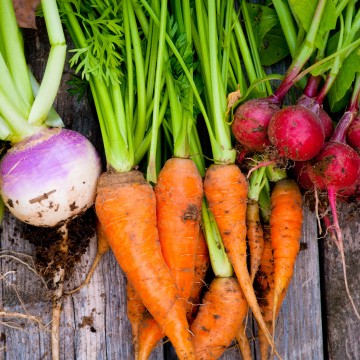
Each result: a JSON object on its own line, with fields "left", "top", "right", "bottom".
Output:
{"left": 328, "top": 46, "right": 360, "bottom": 111}
{"left": 289, "top": 0, "right": 337, "bottom": 49}
{"left": 247, "top": 3, "right": 289, "bottom": 66}
{"left": 66, "top": 0, "right": 125, "bottom": 86}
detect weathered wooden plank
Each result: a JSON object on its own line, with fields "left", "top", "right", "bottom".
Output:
{"left": 322, "top": 205, "right": 360, "bottom": 360}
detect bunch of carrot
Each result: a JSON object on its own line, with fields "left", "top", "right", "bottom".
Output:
{"left": 59, "top": 0, "right": 307, "bottom": 359}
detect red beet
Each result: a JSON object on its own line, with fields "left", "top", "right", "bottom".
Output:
{"left": 231, "top": 98, "right": 280, "bottom": 151}
{"left": 268, "top": 105, "right": 325, "bottom": 161}
{"left": 307, "top": 142, "right": 360, "bottom": 191}
{"left": 318, "top": 107, "right": 334, "bottom": 141}
{"left": 297, "top": 94, "right": 334, "bottom": 141}
{"left": 346, "top": 112, "right": 360, "bottom": 148}
{"left": 292, "top": 161, "right": 313, "bottom": 190}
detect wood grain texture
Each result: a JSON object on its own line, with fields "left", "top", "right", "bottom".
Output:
{"left": 1, "top": 14, "right": 355, "bottom": 360}
{"left": 321, "top": 205, "right": 360, "bottom": 360}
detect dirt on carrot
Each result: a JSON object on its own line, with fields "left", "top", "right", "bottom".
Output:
{"left": 155, "top": 157, "right": 203, "bottom": 301}
{"left": 190, "top": 276, "right": 248, "bottom": 360}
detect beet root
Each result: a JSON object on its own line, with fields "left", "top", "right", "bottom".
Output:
{"left": 307, "top": 142, "right": 360, "bottom": 191}
{"left": 268, "top": 105, "right": 325, "bottom": 161}
{"left": 232, "top": 98, "right": 280, "bottom": 151}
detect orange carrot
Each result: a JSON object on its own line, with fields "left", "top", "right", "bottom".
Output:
{"left": 203, "top": 163, "right": 274, "bottom": 349}
{"left": 133, "top": 159, "right": 203, "bottom": 359}
{"left": 254, "top": 225, "right": 276, "bottom": 360}
{"left": 270, "top": 179, "right": 303, "bottom": 344}
{"left": 136, "top": 230, "right": 209, "bottom": 360}
{"left": 155, "top": 157, "right": 203, "bottom": 301}
{"left": 95, "top": 170, "right": 195, "bottom": 360}
{"left": 236, "top": 323, "right": 252, "bottom": 360}
{"left": 190, "top": 277, "right": 248, "bottom": 359}
{"left": 137, "top": 314, "right": 164, "bottom": 360}
{"left": 186, "top": 229, "right": 210, "bottom": 325}
{"left": 66, "top": 220, "right": 110, "bottom": 295}
{"left": 247, "top": 201, "right": 265, "bottom": 283}
{"left": 126, "top": 282, "right": 148, "bottom": 357}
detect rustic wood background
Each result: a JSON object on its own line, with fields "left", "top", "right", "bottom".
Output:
{"left": 1, "top": 18, "right": 360, "bottom": 360}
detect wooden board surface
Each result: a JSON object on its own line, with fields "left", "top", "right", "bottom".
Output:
{"left": 1, "top": 17, "right": 359, "bottom": 360}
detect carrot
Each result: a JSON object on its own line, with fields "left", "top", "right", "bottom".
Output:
{"left": 137, "top": 314, "right": 164, "bottom": 360}
{"left": 203, "top": 163, "right": 274, "bottom": 350}
{"left": 136, "top": 229, "right": 209, "bottom": 360}
{"left": 130, "top": 158, "right": 203, "bottom": 359}
{"left": 270, "top": 179, "right": 303, "bottom": 345}
{"left": 66, "top": 220, "right": 110, "bottom": 295}
{"left": 236, "top": 323, "right": 253, "bottom": 360}
{"left": 247, "top": 200, "right": 265, "bottom": 283}
{"left": 186, "top": 229, "right": 210, "bottom": 325}
{"left": 254, "top": 225, "right": 282, "bottom": 360}
{"left": 126, "top": 282, "right": 148, "bottom": 357}
{"left": 155, "top": 157, "right": 203, "bottom": 301}
{"left": 190, "top": 277, "right": 248, "bottom": 359}
{"left": 95, "top": 170, "right": 195, "bottom": 360}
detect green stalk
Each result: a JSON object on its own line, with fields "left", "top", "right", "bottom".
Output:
{"left": 0, "top": 88, "right": 35, "bottom": 140}
{"left": 0, "top": 52, "right": 29, "bottom": 118}
{"left": 140, "top": 0, "right": 219, "bottom": 157}
{"left": 202, "top": 199, "right": 233, "bottom": 278}
{"left": 232, "top": 10, "right": 258, "bottom": 88}
{"left": 0, "top": 0, "right": 33, "bottom": 109}
{"left": 146, "top": 0, "right": 167, "bottom": 183}
{"left": 194, "top": 0, "right": 235, "bottom": 164}
{"left": 273, "top": 0, "right": 328, "bottom": 101}
{"left": 134, "top": 91, "right": 169, "bottom": 165}
{"left": 272, "top": 0, "right": 298, "bottom": 58}
{"left": 28, "top": 0, "right": 66, "bottom": 125}
{"left": 123, "top": 2, "right": 134, "bottom": 134}
{"left": 220, "top": 0, "right": 234, "bottom": 87}
{"left": 230, "top": 36, "right": 248, "bottom": 95}
{"left": 127, "top": 0, "right": 147, "bottom": 151}
{"left": 241, "top": 2, "right": 267, "bottom": 97}
{"left": 60, "top": 1, "right": 133, "bottom": 172}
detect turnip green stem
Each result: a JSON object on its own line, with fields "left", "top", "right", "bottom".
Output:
{"left": 0, "top": 0, "right": 33, "bottom": 108}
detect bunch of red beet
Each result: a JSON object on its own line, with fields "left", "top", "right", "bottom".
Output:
{"left": 231, "top": 78, "right": 360, "bottom": 202}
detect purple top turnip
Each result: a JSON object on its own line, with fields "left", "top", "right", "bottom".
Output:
{"left": 0, "top": 128, "right": 102, "bottom": 227}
